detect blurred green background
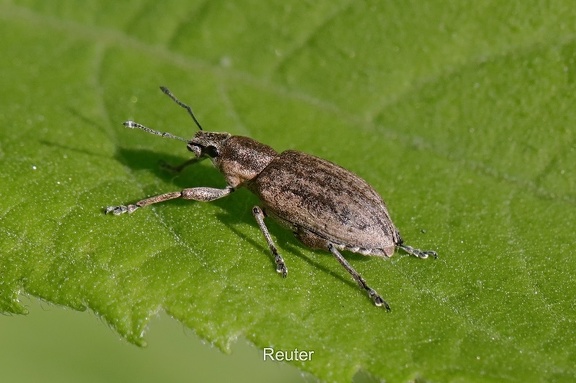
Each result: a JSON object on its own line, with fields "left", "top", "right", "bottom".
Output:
{"left": 0, "top": 299, "right": 305, "bottom": 383}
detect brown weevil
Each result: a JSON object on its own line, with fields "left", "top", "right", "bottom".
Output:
{"left": 106, "top": 86, "right": 437, "bottom": 310}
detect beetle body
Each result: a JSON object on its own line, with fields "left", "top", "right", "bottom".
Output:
{"left": 106, "top": 87, "right": 437, "bottom": 310}
{"left": 247, "top": 150, "right": 400, "bottom": 257}
{"left": 197, "top": 132, "right": 403, "bottom": 253}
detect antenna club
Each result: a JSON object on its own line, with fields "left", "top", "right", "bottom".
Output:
{"left": 121, "top": 120, "right": 188, "bottom": 142}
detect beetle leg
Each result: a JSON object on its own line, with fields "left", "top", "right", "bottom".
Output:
{"left": 105, "top": 186, "right": 234, "bottom": 215}
{"left": 328, "top": 243, "right": 390, "bottom": 311}
{"left": 159, "top": 157, "right": 201, "bottom": 173}
{"left": 252, "top": 206, "right": 287, "bottom": 277}
{"left": 397, "top": 244, "right": 438, "bottom": 259}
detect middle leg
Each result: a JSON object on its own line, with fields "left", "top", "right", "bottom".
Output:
{"left": 252, "top": 206, "right": 287, "bottom": 277}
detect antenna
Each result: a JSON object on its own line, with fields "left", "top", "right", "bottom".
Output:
{"left": 160, "top": 86, "right": 204, "bottom": 131}
{"left": 123, "top": 121, "right": 188, "bottom": 142}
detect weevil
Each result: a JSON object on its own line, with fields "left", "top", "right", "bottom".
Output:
{"left": 106, "top": 86, "right": 437, "bottom": 310}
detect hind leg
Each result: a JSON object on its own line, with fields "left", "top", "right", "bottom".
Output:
{"left": 296, "top": 229, "right": 390, "bottom": 310}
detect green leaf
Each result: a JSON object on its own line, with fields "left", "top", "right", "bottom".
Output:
{"left": 2, "top": 1, "right": 576, "bottom": 382}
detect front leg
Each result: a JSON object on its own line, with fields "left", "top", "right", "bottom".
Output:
{"left": 159, "top": 157, "right": 202, "bottom": 173}
{"left": 105, "top": 186, "right": 234, "bottom": 215}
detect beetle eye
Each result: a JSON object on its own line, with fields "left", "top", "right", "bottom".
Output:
{"left": 204, "top": 145, "right": 219, "bottom": 158}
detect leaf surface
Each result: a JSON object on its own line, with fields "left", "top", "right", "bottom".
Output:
{"left": 1, "top": 1, "right": 575, "bottom": 381}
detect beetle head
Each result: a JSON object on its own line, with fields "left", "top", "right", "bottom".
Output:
{"left": 187, "top": 131, "right": 231, "bottom": 159}
{"left": 123, "top": 87, "right": 277, "bottom": 187}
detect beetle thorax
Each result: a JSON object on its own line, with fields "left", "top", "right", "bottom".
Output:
{"left": 205, "top": 134, "right": 278, "bottom": 188}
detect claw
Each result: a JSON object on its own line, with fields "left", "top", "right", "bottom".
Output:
{"left": 104, "top": 205, "right": 138, "bottom": 215}
{"left": 370, "top": 290, "right": 391, "bottom": 311}
{"left": 276, "top": 261, "right": 288, "bottom": 278}
{"left": 398, "top": 244, "right": 438, "bottom": 259}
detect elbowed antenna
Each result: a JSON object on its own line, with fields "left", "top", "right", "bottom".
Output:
{"left": 160, "top": 86, "right": 204, "bottom": 131}
{"left": 123, "top": 121, "right": 188, "bottom": 142}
